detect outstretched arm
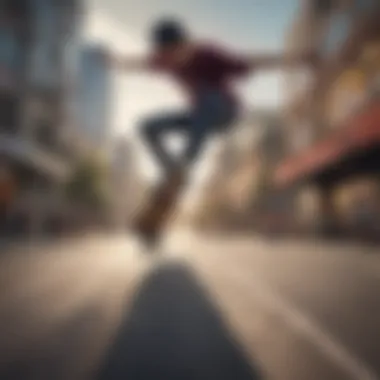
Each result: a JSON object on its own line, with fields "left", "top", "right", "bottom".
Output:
{"left": 248, "top": 51, "right": 318, "bottom": 70}
{"left": 210, "top": 46, "right": 318, "bottom": 77}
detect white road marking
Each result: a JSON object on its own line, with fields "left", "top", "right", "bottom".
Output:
{"left": 227, "top": 268, "right": 379, "bottom": 380}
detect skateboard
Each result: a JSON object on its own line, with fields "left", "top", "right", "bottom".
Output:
{"left": 132, "top": 171, "right": 185, "bottom": 249}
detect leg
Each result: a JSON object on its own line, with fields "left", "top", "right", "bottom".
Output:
{"left": 182, "top": 91, "right": 237, "bottom": 167}
{"left": 140, "top": 111, "right": 191, "bottom": 173}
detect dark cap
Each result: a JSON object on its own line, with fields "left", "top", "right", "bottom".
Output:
{"left": 151, "top": 18, "right": 188, "bottom": 49}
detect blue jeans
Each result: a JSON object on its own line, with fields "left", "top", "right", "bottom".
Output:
{"left": 141, "top": 89, "right": 237, "bottom": 173}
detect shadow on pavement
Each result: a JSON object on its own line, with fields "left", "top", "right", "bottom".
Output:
{"left": 97, "top": 261, "right": 262, "bottom": 380}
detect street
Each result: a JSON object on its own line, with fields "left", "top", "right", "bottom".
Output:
{"left": 0, "top": 232, "right": 379, "bottom": 380}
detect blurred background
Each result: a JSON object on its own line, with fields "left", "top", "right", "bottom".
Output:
{"left": 1, "top": 0, "right": 380, "bottom": 242}
{"left": 1, "top": 2, "right": 380, "bottom": 380}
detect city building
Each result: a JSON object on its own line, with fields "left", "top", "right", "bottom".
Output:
{"left": 0, "top": 0, "right": 83, "bottom": 236}
{"left": 274, "top": 0, "right": 380, "bottom": 238}
{"left": 71, "top": 43, "right": 113, "bottom": 158}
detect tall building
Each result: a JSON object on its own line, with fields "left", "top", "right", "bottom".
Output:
{"left": 0, "top": 0, "right": 83, "bottom": 236}
{"left": 73, "top": 43, "right": 112, "bottom": 157}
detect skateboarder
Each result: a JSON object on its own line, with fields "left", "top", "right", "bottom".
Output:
{"left": 107, "top": 18, "right": 317, "bottom": 243}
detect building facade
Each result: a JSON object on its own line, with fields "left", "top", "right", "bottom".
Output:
{"left": 275, "top": 0, "right": 380, "bottom": 239}
{"left": 0, "top": 0, "right": 83, "bottom": 237}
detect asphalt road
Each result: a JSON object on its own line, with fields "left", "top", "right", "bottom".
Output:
{"left": 0, "top": 232, "right": 379, "bottom": 380}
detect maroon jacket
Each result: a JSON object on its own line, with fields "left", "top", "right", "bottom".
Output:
{"left": 151, "top": 44, "right": 251, "bottom": 107}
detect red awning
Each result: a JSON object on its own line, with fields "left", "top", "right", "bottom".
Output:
{"left": 274, "top": 101, "right": 380, "bottom": 187}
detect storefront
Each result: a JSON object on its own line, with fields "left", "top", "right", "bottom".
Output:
{"left": 274, "top": 99, "right": 380, "bottom": 238}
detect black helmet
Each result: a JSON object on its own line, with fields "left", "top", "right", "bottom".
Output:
{"left": 151, "top": 18, "right": 187, "bottom": 49}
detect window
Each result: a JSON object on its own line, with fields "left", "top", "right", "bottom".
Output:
{"left": 29, "top": 0, "right": 60, "bottom": 88}
{"left": 4, "top": 0, "right": 29, "bottom": 18}
{"left": 0, "top": 95, "right": 19, "bottom": 132}
{"left": 63, "top": 38, "right": 79, "bottom": 79}
{"left": 321, "top": 11, "right": 351, "bottom": 57}
{"left": 0, "top": 27, "right": 21, "bottom": 70}
{"left": 313, "top": 0, "right": 335, "bottom": 15}
{"left": 35, "top": 120, "right": 54, "bottom": 147}
{"left": 354, "top": 0, "right": 375, "bottom": 12}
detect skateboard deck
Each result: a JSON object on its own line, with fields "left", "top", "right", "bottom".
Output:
{"left": 132, "top": 172, "right": 185, "bottom": 246}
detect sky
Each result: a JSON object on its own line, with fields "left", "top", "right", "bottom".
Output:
{"left": 83, "top": 0, "right": 300, "bottom": 181}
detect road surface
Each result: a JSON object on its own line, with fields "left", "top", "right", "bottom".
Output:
{"left": 0, "top": 232, "right": 379, "bottom": 380}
